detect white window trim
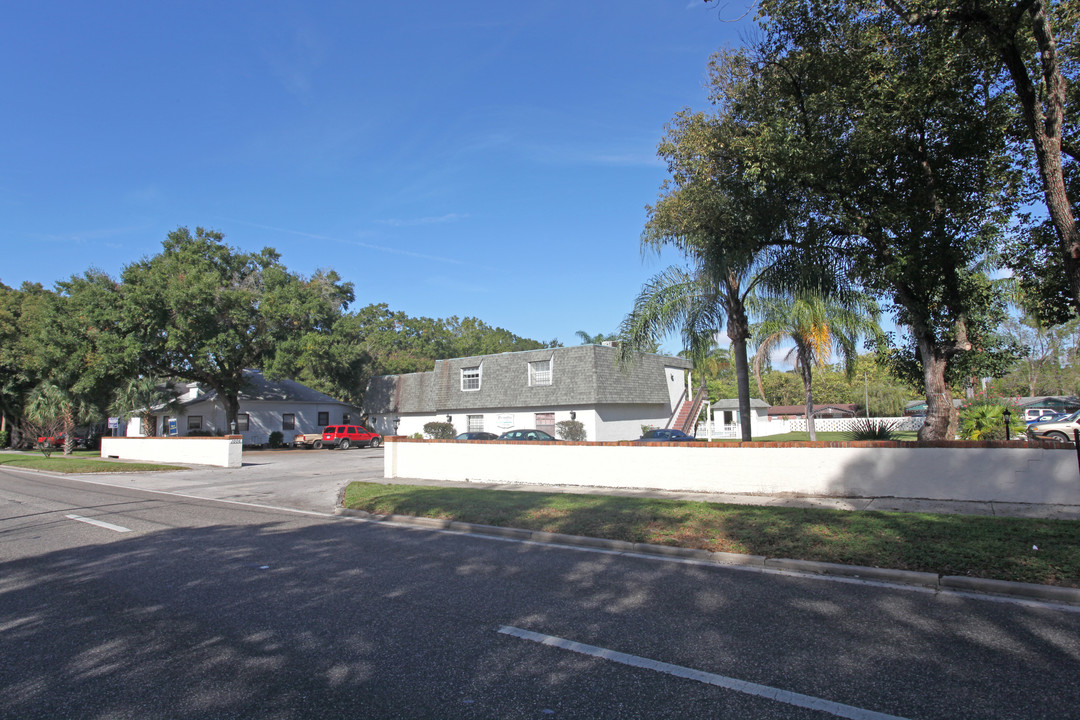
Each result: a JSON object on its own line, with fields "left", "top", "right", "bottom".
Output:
{"left": 462, "top": 364, "right": 482, "bottom": 391}
{"left": 528, "top": 356, "right": 553, "bottom": 387}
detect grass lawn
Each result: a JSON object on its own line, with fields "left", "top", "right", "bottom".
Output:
{"left": 0, "top": 451, "right": 185, "bottom": 473}
{"left": 343, "top": 481, "right": 1080, "bottom": 587}
{"left": 707, "top": 431, "right": 919, "bottom": 442}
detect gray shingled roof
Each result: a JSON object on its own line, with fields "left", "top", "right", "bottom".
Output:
{"left": 181, "top": 369, "right": 352, "bottom": 407}
{"left": 364, "top": 345, "right": 692, "bottom": 414}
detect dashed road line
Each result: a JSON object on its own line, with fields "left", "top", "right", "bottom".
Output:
{"left": 498, "top": 625, "right": 909, "bottom": 720}
{"left": 64, "top": 514, "right": 132, "bottom": 533}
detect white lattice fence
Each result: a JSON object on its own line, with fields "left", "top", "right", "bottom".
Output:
{"left": 786, "top": 416, "right": 924, "bottom": 433}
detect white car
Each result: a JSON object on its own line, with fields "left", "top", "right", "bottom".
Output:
{"left": 1026, "top": 410, "right": 1080, "bottom": 443}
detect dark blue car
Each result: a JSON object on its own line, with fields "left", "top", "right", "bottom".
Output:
{"left": 636, "top": 429, "right": 699, "bottom": 442}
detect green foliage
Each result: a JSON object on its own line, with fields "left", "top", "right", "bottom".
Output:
{"left": 0, "top": 429, "right": 8, "bottom": 448}
{"left": 117, "top": 226, "right": 355, "bottom": 427}
{"left": 268, "top": 431, "right": 284, "bottom": 448}
{"left": 423, "top": 422, "right": 456, "bottom": 440}
{"left": 845, "top": 419, "right": 900, "bottom": 441}
{"left": 555, "top": 420, "right": 586, "bottom": 441}
{"left": 958, "top": 397, "right": 1026, "bottom": 441}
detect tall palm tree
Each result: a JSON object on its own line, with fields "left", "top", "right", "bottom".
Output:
{"left": 109, "top": 375, "right": 183, "bottom": 437}
{"left": 750, "top": 293, "right": 882, "bottom": 440}
{"left": 25, "top": 380, "right": 97, "bottom": 455}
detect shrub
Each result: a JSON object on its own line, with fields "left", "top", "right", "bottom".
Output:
{"left": 423, "top": 422, "right": 456, "bottom": 440}
{"left": 410, "top": 432, "right": 424, "bottom": 440}
{"left": 0, "top": 429, "right": 8, "bottom": 448}
{"left": 959, "top": 403, "right": 1026, "bottom": 441}
{"left": 268, "top": 431, "right": 284, "bottom": 448}
{"left": 845, "top": 419, "right": 900, "bottom": 441}
{"left": 187, "top": 429, "right": 214, "bottom": 437}
{"left": 641, "top": 424, "right": 657, "bottom": 436}
{"left": 555, "top": 420, "right": 586, "bottom": 441}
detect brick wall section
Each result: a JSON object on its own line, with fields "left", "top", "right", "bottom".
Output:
{"left": 386, "top": 437, "right": 1069, "bottom": 450}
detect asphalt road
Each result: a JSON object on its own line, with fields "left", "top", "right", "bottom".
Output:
{"left": 2, "top": 467, "right": 1079, "bottom": 719}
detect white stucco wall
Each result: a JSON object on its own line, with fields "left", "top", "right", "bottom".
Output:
{"left": 384, "top": 439, "right": 1080, "bottom": 505}
{"left": 102, "top": 436, "right": 242, "bottom": 468}
{"left": 381, "top": 405, "right": 674, "bottom": 442}
{"left": 143, "top": 400, "right": 358, "bottom": 445}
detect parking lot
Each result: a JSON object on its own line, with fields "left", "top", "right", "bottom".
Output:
{"left": 86, "top": 446, "right": 386, "bottom": 514}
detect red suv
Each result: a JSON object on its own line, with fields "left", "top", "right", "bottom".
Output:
{"left": 321, "top": 425, "right": 382, "bottom": 450}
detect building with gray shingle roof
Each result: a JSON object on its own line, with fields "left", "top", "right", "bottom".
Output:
{"left": 129, "top": 369, "right": 363, "bottom": 446}
{"left": 363, "top": 344, "right": 694, "bottom": 442}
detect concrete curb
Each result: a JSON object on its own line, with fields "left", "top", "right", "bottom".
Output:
{"left": 334, "top": 508, "right": 1080, "bottom": 606}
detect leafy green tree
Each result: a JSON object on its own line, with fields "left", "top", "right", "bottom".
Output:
{"left": 117, "top": 227, "right": 355, "bottom": 429}
{"left": 722, "top": 4, "right": 1025, "bottom": 441}
{"left": 876, "top": 0, "right": 1080, "bottom": 311}
{"left": 750, "top": 292, "right": 882, "bottom": 439}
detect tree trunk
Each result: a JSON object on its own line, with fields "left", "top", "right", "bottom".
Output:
{"left": 223, "top": 393, "right": 240, "bottom": 434}
{"left": 798, "top": 347, "right": 816, "bottom": 441}
{"left": 916, "top": 340, "right": 956, "bottom": 443}
{"left": 728, "top": 298, "right": 753, "bottom": 442}
{"left": 62, "top": 405, "right": 74, "bottom": 456}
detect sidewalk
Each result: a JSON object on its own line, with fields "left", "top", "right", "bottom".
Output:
{"left": 371, "top": 475, "right": 1080, "bottom": 521}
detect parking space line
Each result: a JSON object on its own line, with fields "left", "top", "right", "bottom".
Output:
{"left": 498, "top": 626, "right": 908, "bottom": 720}
{"left": 64, "top": 514, "right": 132, "bottom": 533}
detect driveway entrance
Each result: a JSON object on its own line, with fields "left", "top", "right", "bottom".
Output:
{"left": 86, "top": 446, "right": 385, "bottom": 514}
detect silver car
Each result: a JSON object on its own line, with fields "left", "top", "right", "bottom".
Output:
{"left": 1026, "top": 410, "right": 1080, "bottom": 443}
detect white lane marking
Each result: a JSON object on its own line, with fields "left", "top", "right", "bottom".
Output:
{"left": 498, "top": 626, "right": 909, "bottom": 720}
{"left": 65, "top": 514, "right": 132, "bottom": 533}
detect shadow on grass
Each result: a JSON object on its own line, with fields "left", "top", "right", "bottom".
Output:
{"left": 342, "top": 482, "right": 1080, "bottom": 587}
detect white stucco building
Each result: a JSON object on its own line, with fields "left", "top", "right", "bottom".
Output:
{"left": 363, "top": 345, "right": 695, "bottom": 442}
{"left": 126, "top": 369, "right": 363, "bottom": 446}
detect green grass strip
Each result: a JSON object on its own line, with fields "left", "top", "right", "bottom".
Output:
{"left": 0, "top": 453, "right": 185, "bottom": 473}
{"left": 343, "top": 481, "right": 1080, "bottom": 588}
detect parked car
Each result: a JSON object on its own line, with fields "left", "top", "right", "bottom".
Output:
{"left": 1027, "top": 410, "right": 1080, "bottom": 443}
{"left": 455, "top": 432, "right": 499, "bottom": 440}
{"left": 635, "top": 429, "right": 699, "bottom": 443}
{"left": 321, "top": 425, "right": 382, "bottom": 449}
{"left": 293, "top": 432, "right": 325, "bottom": 449}
{"left": 36, "top": 433, "right": 89, "bottom": 449}
{"left": 1024, "top": 408, "right": 1064, "bottom": 424}
{"left": 497, "top": 429, "right": 557, "bottom": 441}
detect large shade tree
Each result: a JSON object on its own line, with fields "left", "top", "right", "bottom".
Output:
{"left": 117, "top": 227, "right": 355, "bottom": 430}
{"left": 722, "top": 4, "right": 1025, "bottom": 440}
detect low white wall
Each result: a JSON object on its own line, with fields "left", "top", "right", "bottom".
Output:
{"left": 383, "top": 438, "right": 1080, "bottom": 505}
{"left": 101, "top": 436, "right": 243, "bottom": 468}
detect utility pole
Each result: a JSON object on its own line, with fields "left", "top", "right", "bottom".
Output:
{"left": 864, "top": 373, "right": 870, "bottom": 419}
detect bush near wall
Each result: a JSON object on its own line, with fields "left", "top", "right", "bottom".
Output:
{"left": 423, "top": 422, "right": 456, "bottom": 439}
{"left": 556, "top": 420, "right": 586, "bottom": 441}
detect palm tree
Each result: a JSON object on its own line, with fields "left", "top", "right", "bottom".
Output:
{"left": 109, "top": 375, "right": 183, "bottom": 437}
{"left": 750, "top": 293, "right": 882, "bottom": 440}
{"left": 575, "top": 330, "right": 617, "bottom": 345}
{"left": 24, "top": 380, "right": 97, "bottom": 455}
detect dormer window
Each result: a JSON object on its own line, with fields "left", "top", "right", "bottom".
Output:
{"left": 462, "top": 365, "right": 481, "bottom": 391}
{"left": 529, "top": 359, "right": 552, "bottom": 386}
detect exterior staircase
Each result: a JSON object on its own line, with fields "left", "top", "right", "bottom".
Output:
{"left": 670, "top": 386, "right": 709, "bottom": 435}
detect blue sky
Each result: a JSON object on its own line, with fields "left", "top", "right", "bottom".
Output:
{"left": 1, "top": 1, "right": 760, "bottom": 353}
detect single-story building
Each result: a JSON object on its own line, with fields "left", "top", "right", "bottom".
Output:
{"left": 125, "top": 369, "right": 363, "bottom": 446}
{"left": 363, "top": 345, "right": 694, "bottom": 442}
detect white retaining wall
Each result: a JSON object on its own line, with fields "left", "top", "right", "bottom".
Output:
{"left": 101, "top": 436, "right": 243, "bottom": 468}
{"left": 383, "top": 438, "right": 1080, "bottom": 505}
